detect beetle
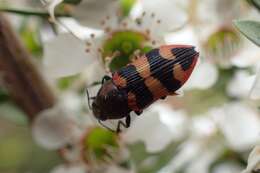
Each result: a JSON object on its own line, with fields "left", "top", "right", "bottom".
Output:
{"left": 87, "top": 45, "right": 199, "bottom": 132}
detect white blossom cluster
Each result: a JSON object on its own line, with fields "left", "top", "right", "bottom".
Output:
{"left": 1, "top": 0, "right": 260, "bottom": 173}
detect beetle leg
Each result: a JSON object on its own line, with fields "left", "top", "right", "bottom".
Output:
{"left": 86, "top": 88, "right": 93, "bottom": 109}
{"left": 116, "top": 115, "right": 131, "bottom": 133}
{"left": 102, "top": 75, "right": 111, "bottom": 84}
{"left": 134, "top": 110, "right": 143, "bottom": 116}
{"left": 98, "top": 120, "right": 116, "bottom": 132}
{"left": 160, "top": 96, "right": 166, "bottom": 100}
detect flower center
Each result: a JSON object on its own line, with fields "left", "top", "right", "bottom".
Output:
{"left": 102, "top": 30, "right": 152, "bottom": 71}
{"left": 82, "top": 127, "right": 119, "bottom": 163}
{"left": 121, "top": 41, "right": 133, "bottom": 54}
{"left": 204, "top": 27, "right": 241, "bottom": 66}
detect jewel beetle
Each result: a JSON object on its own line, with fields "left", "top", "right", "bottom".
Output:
{"left": 87, "top": 45, "right": 199, "bottom": 132}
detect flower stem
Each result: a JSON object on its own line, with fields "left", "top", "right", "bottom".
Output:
{"left": 0, "top": 8, "right": 70, "bottom": 18}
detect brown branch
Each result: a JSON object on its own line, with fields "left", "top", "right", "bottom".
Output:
{"left": 0, "top": 13, "right": 56, "bottom": 121}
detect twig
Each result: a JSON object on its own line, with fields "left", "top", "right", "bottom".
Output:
{"left": 0, "top": 8, "right": 70, "bottom": 18}
{"left": 0, "top": 13, "right": 56, "bottom": 121}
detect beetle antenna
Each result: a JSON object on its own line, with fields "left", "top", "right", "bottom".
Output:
{"left": 85, "top": 88, "right": 93, "bottom": 110}
{"left": 98, "top": 120, "right": 116, "bottom": 133}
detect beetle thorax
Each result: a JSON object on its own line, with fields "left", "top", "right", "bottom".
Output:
{"left": 92, "top": 80, "right": 129, "bottom": 120}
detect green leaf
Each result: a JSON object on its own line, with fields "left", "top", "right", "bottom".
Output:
{"left": 64, "top": 0, "right": 82, "bottom": 5}
{"left": 233, "top": 20, "right": 260, "bottom": 46}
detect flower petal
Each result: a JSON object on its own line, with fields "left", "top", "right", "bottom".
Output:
{"left": 32, "top": 104, "right": 81, "bottom": 149}
{"left": 81, "top": 60, "right": 106, "bottom": 85}
{"left": 51, "top": 164, "right": 87, "bottom": 173}
{"left": 71, "top": 0, "right": 120, "bottom": 29}
{"left": 164, "top": 27, "right": 199, "bottom": 46}
{"left": 123, "top": 104, "right": 187, "bottom": 152}
{"left": 43, "top": 33, "right": 97, "bottom": 78}
{"left": 227, "top": 70, "right": 255, "bottom": 98}
{"left": 183, "top": 60, "right": 218, "bottom": 90}
{"left": 191, "top": 115, "right": 217, "bottom": 137}
{"left": 137, "top": 0, "right": 188, "bottom": 34}
{"left": 212, "top": 103, "right": 260, "bottom": 151}
{"left": 231, "top": 42, "right": 260, "bottom": 68}
{"left": 185, "top": 144, "right": 223, "bottom": 173}
{"left": 56, "top": 18, "right": 104, "bottom": 40}
{"left": 211, "top": 162, "right": 244, "bottom": 173}
{"left": 158, "top": 140, "right": 205, "bottom": 173}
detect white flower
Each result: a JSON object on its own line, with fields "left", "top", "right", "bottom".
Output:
{"left": 183, "top": 59, "right": 218, "bottom": 90}
{"left": 231, "top": 41, "right": 260, "bottom": 68}
{"left": 42, "top": 10, "right": 177, "bottom": 83}
{"left": 158, "top": 138, "right": 214, "bottom": 173}
{"left": 42, "top": 0, "right": 119, "bottom": 28}
{"left": 32, "top": 103, "right": 81, "bottom": 149}
{"left": 156, "top": 108, "right": 223, "bottom": 173}
{"left": 211, "top": 102, "right": 260, "bottom": 151}
{"left": 211, "top": 162, "right": 244, "bottom": 173}
{"left": 131, "top": 0, "right": 188, "bottom": 36}
{"left": 123, "top": 103, "right": 188, "bottom": 152}
{"left": 43, "top": 33, "right": 98, "bottom": 78}
{"left": 164, "top": 26, "right": 199, "bottom": 46}
{"left": 185, "top": 143, "right": 224, "bottom": 173}
{"left": 191, "top": 115, "right": 217, "bottom": 137}
{"left": 32, "top": 92, "right": 88, "bottom": 149}
{"left": 227, "top": 70, "right": 255, "bottom": 98}
{"left": 71, "top": 0, "right": 120, "bottom": 29}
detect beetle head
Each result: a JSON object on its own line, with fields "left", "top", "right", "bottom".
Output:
{"left": 92, "top": 80, "right": 128, "bottom": 121}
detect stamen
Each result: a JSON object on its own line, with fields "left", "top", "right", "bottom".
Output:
{"left": 136, "top": 18, "right": 142, "bottom": 25}
{"left": 98, "top": 48, "right": 103, "bottom": 54}
{"left": 122, "top": 22, "right": 128, "bottom": 28}
{"left": 105, "top": 27, "right": 111, "bottom": 33}
{"left": 139, "top": 12, "right": 162, "bottom": 45}
{"left": 145, "top": 29, "right": 151, "bottom": 35}
{"left": 100, "top": 20, "right": 106, "bottom": 26}
{"left": 90, "top": 33, "right": 95, "bottom": 38}
{"left": 85, "top": 33, "right": 102, "bottom": 57}
{"left": 86, "top": 42, "right": 92, "bottom": 47}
